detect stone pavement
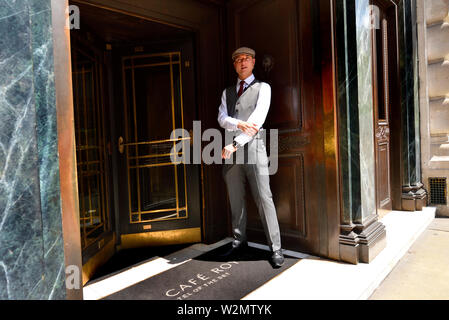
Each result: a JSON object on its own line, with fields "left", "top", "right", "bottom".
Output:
{"left": 369, "top": 217, "right": 449, "bottom": 300}
{"left": 244, "top": 207, "right": 436, "bottom": 300}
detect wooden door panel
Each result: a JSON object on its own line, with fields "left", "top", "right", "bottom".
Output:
{"left": 229, "top": 0, "right": 321, "bottom": 253}
{"left": 272, "top": 156, "right": 306, "bottom": 236}
{"left": 377, "top": 141, "right": 391, "bottom": 207}
{"left": 372, "top": 0, "right": 396, "bottom": 214}
{"left": 232, "top": 0, "right": 302, "bottom": 130}
{"left": 247, "top": 155, "right": 306, "bottom": 236}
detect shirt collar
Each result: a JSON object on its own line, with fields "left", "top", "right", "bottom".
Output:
{"left": 237, "top": 74, "right": 255, "bottom": 86}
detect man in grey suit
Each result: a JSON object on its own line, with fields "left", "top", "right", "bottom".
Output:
{"left": 218, "top": 47, "right": 284, "bottom": 268}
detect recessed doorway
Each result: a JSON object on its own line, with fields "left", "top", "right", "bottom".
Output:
{"left": 69, "top": 0, "right": 202, "bottom": 285}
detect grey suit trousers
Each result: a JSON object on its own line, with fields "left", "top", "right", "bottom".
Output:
{"left": 222, "top": 135, "right": 281, "bottom": 252}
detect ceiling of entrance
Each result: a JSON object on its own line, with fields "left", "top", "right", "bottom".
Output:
{"left": 70, "top": 1, "right": 192, "bottom": 44}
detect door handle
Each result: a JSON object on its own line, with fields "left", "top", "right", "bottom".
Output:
{"left": 118, "top": 136, "right": 125, "bottom": 154}
{"left": 118, "top": 136, "right": 139, "bottom": 154}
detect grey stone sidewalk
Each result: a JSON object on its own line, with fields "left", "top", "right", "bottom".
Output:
{"left": 369, "top": 217, "right": 449, "bottom": 300}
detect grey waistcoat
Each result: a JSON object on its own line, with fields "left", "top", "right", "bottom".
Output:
{"left": 223, "top": 79, "right": 268, "bottom": 170}
{"left": 226, "top": 79, "right": 261, "bottom": 121}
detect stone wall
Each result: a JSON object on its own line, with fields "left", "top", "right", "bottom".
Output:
{"left": 0, "top": 0, "right": 66, "bottom": 299}
{"left": 418, "top": 0, "right": 449, "bottom": 209}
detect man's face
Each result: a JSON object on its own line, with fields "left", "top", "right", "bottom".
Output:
{"left": 233, "top": 54, "right": 255, "bottom": 80}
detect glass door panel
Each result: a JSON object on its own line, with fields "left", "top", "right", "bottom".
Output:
{"left": 122, "top": 52, "right": 189, "bottom": 225}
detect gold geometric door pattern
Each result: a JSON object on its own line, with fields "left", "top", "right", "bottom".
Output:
{"left": 120, "top": 52, "right": 190, "bottom": 225}
{"left": 72, "top": 47, "right": 110, "bottom": 249}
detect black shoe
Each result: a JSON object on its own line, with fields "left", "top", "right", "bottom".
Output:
{"left": 219, "top": 242, "right": 248, "bottom": 259}
{"left": 271, "top": 250, "right": 284, "bottom": 268}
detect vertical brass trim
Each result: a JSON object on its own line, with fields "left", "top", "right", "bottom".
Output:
{"left": 200, "top": 162, "right": 206, "bottom": 241}
{"left": 97, "top": 59, "right": 108, "bottom": 233}
{"left": 178, "top": 53, "right": 189, "bottom": 218}
{"left": 325, "top": 0, "right": 342, "bottom": 260}
{"left": 169, "top": 53, "right": 180, "bottom": 217}
{"left": 73, "top": 55, "right": 84, "bottom": 246}
{"left": 121, "top": 57, "right": 133, "bottom": 224}
{"left": 81, "top": 64, "right": 89, "bottom": 246}
{"left": 92, "top": 62, "right": 99, "bottom": 229}
{"left": 51, "top": 0, "right": 83, "bottom": 299}
{"left": 90, "top": 63, "right": 100, "bottom": 230}
{"left": 130, "top": 58, "right": 142, "bottom": 221}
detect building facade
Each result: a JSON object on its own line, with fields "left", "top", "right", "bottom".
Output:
{"left": 0, "top": 0, "right": 425, "bottom": 299}
{"left": 417, "top": 0, "right": 449, "bottom": 214}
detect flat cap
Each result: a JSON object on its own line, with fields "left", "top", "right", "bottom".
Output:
{"left": 232, "top": 47, "right": 256, "bottom": 60}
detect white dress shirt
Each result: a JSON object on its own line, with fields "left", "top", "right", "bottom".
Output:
{"left": 217, "top": 74, "right": 271, "bottom": 146}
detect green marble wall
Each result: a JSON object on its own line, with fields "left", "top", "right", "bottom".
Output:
{"left": 335, "top": 0, "right": 361, "bottom": 226}
{"left": 335, "top": 0, "right": 376, "bottom": 225}
{"left": 355, "top": 0, "right": 376, "bottom": 223}
{"left": 0, "top": 0, "right": 65, "bottom": 299}
{"left": 398, "top": 0, "right": 422, "bottom": 188}
{"left": 411, "top": 0, "right": 421, "bottom": 185}
{"left": 336, "top": 0, "right": 423, "bottom": 225}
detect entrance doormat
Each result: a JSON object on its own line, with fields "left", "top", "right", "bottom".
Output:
{"left": 102, "top": 243, "right": 301, "bottom": 300}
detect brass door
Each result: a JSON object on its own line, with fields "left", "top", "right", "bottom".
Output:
{"left": 71, "top": 37, "right": 116, "bottom": 285}
{"left": 372, "top": 0, "right": 397, "bottom": 218}
{"left": 118, "top": 48, "right": 201, "bottom": 248}
{"left": 72, "top": 43, "right": 112, "bottom": 252}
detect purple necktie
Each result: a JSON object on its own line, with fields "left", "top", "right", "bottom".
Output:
{"left": 238, "top": 81, "right": 245, "bottom": 97}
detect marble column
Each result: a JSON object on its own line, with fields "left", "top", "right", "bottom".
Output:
{"left": 398, "top": 0, "right": 427, "bottom": 210}
{"left": 355, "top": 0, "right": 376, "bottom": 224}
{"left": 0, "top": 0, "right": 66, "bottom": 299}
{"left": 335, "top": 0, "right": 386, "bottom": 264}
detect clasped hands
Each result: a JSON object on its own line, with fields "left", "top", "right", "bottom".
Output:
{"left": 221, "top": 121, "right": 259, "bottom": 159}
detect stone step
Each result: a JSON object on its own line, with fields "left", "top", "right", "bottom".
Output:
{"left": 426, "top": 0, "right": 449, "bottom": 26}
{"left": 429, "top": 97, "right": 449, "bottom": 135}
{"left": 427, "top": 21, "right": 449, "bottom": 61}
{"left": 430, "top": 156, "right": 449, "bottom": 169}
{"left": 431, "top": 143, "right": 449, "bottom": 156}
{"left": 428, "top": 60, "right": 449, "bottom": 97}
{"left": 430, "top": 133, "right": 449, "bottom": 144}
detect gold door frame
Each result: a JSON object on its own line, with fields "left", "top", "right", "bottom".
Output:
{"left": 121, "top": 51, "right": 190, "bottom": 225}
